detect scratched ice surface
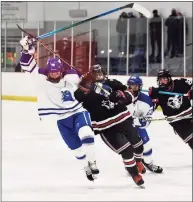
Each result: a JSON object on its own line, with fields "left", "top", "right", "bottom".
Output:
{"left": 2, "top": 101, "right": 192, "bottom": 201}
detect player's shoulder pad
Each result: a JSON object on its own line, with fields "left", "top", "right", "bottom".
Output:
{"left": 174, "top": 78, "right": 192, "bottom": 86}
{"left": 64, "top": 68, "right": 81, "bottom": 78}
{"left": 138, "top": 92, "right": 153, "bottom": 106}
{"left": 108, "top": 78, "right": 120, "bottom": 83}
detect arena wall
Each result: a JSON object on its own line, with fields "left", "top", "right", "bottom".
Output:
{"left": 1, "top": 73, "right": 191, "bottom": 102}
{"left": 44, "top": 1, "right": 192, "bottom": 20}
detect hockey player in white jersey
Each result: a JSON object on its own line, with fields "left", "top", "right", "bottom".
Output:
{"left": 19, "top": 36, "right": 99, "bottom": 181}
{"left": 127, "top": 76, "right": 163, "bottom": 173}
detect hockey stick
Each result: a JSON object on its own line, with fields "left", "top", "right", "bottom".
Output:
{"left": 35, "top": 3, "right": 151, "bottom": 40}
{"left": 151, "top": 117, "right": 168, "bottom": 122}
{"left": 17, "top": 24, "right": 78, "bottom": 71}
{"left": 17, "top": 25, "right": 112, "bottom": 96}
{"left": 142, "top": 89, "right": 189, "bottom": 97}
{"left": 152, "top": 115, "right": 193, "bottom": 122}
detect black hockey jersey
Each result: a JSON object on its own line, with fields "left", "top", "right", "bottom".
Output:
{"left": 74, "top": 79, "right": 133, "bottom": 132}
{"left": 150, "top": 78, "right": 192, "bottom": 123}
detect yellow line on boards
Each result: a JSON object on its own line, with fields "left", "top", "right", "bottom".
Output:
{"left": 1, "top": 95, "right": 37, "bottom": 102}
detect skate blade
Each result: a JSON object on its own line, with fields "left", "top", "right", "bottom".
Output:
{"left": 92, "top": 174, "right": 98, "bottom": 179}
{"left": 139, "top": 184, "right": 145, "bottom": 189}
{"left": 151, "top": 170, "right": 164, "bottom": 174}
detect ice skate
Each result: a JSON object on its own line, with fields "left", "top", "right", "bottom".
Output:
{"left": 84, "top": 166, "right": 95, "bottom": 181}
{"left": 132, "top": 174, "right": 145, "bottom": 188}
{"left": 88, "top": 161, "right": 100, "bottom": 175}
{"left": 136, "top": 161, "right": 146, "bottom": 174}
{"left": 142, "top": 159, "right": 163, "bottom": 174}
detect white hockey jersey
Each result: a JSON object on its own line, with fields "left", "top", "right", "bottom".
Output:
{"left": 20, "top": 52, "right": 86, "bottom": 120}
{"left": 133, "top": 92, "right": 154, "bottom": 128}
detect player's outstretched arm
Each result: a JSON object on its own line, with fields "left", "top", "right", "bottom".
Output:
{"left": 74, "top": 73, "right": 93, "bottom": 102}
{"left": 19, "top": 36, "right": 38, "bottom": 74}
{"left": 107, "top": 79, "right": 127, "bottom": 91}
{"left": 109, "top": 90, "right": 134, "bottom": 106}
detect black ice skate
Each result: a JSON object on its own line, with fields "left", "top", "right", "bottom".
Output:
{"left": 142, "top": 159, "right": 163, "bottom": 174}
{"left": 88, "top": 161, "right": 100, "bottom": 175}
{"left": 84, "top": 166, "right": 95, "bottom": 181}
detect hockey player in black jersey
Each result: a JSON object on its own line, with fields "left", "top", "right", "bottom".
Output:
{"left": 149, "top": 69, "right": 193, "bottom": 149}
{"left": 74, "top": 64, "right": 145, "bottom": 187}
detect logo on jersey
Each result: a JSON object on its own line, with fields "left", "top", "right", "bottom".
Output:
{"left": 101, "top": 100, "right": 115, "bottom": 109}
{"left": 185, "top": 79, "right": 192, "bottom": 85}
{"left": 167, "top": 95, "right": 183, "bottom": 109}
{"left": 61, "top": 89, "right": 75, "bottom": 102}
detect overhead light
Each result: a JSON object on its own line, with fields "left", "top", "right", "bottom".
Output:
{"left": 100, "top": 50, "right": 105, "bottom": 54}
{"left": 109, "top": 49, "right": 112, "bottom": 53}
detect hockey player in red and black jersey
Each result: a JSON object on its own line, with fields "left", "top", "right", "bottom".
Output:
{"left": 149, "top": 69, "right": 193, "bottom": 149}
{"left": 74, "top": 64, "right": 145, "bottom": 187}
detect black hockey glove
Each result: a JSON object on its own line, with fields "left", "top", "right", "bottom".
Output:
{"left": 79, "top": 72, "right": 93, "bottom": 94}
{"left": 148, "top": 87, "right": 159, "bottom": 98}
{"left": 109, "top": 90, "right": 126, "bottom": 103}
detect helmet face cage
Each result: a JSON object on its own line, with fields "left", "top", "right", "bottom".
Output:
{"left": 90, "top": 64, "right": 106, "bottom": 82}
{"left": 47, "top": 57, "right": 63, "bottom": 83}
{"left": 127, "top": 76, "right": 143, "bottom": 96}
{"left": 157, "top": 69, "right": 172, "bottom": 89}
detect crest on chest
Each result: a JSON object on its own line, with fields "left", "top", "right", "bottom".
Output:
{"left": 167, "top": 95, "right": 183, "bottom": 109}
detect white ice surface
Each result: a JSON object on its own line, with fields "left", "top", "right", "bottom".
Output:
{"left": 2, "top": 101, "right": 192, "bottom": 201}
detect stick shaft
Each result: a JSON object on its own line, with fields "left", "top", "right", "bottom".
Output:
{"left": 17, "top": 25, "right": 113, "bottom": 95}
{"left": 142, "top": 89, "right": 188, "bottom": 96}
{"left": 38, "top": 4, "right": 133, "bottom": 39}
{"left": 152, "top": 115, "right": 192, "bottom": 122}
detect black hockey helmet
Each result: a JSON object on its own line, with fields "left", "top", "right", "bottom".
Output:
{"left": 157, "top": 69, "right": 173, "bottom": 89}
{"left": 90, "top": 64, "right": 107, "bottom": 82}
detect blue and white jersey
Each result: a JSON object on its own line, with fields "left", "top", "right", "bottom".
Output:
{"left": 133, "top": 92, "right": 154, "bottom": 128}
{"left": 20, "top": 52, "right": 86, "bottom": 120}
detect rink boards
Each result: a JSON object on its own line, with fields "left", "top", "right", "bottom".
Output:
{"left": 2, "top": 73, "right": 191, "bottom": 102}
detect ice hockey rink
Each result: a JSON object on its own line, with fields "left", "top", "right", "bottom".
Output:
{"left": 2, "top": 100, "right": 192, "bottom": 201}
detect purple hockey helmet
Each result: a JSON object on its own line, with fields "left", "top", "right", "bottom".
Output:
{"left": 47, "top": 57, "right": 63, "bottom": 73}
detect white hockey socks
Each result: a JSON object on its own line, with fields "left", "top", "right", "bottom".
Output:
{"left": 78, "top": 126, "right": 96, "bottom": 163}
{"left": 143, "top": 141, "right": 153, "bottom": 164}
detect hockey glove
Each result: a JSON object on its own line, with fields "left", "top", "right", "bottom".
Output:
{"left": 79, "top": 72, "right": 93, "bottom": 93}
{"left": 93, "top": 83, "right": 112, "bottom": 98}
{"left": 20, "top": 36, "right": 36, "bottom": 55}
{"left": 134, "top": 116, "right": 152, "bottom": 128}
{"left": 148, "top": 87, "right": 159, "bottom": 98}
{"left": 109, "top": 90, "right": 126, "bottom": 103}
